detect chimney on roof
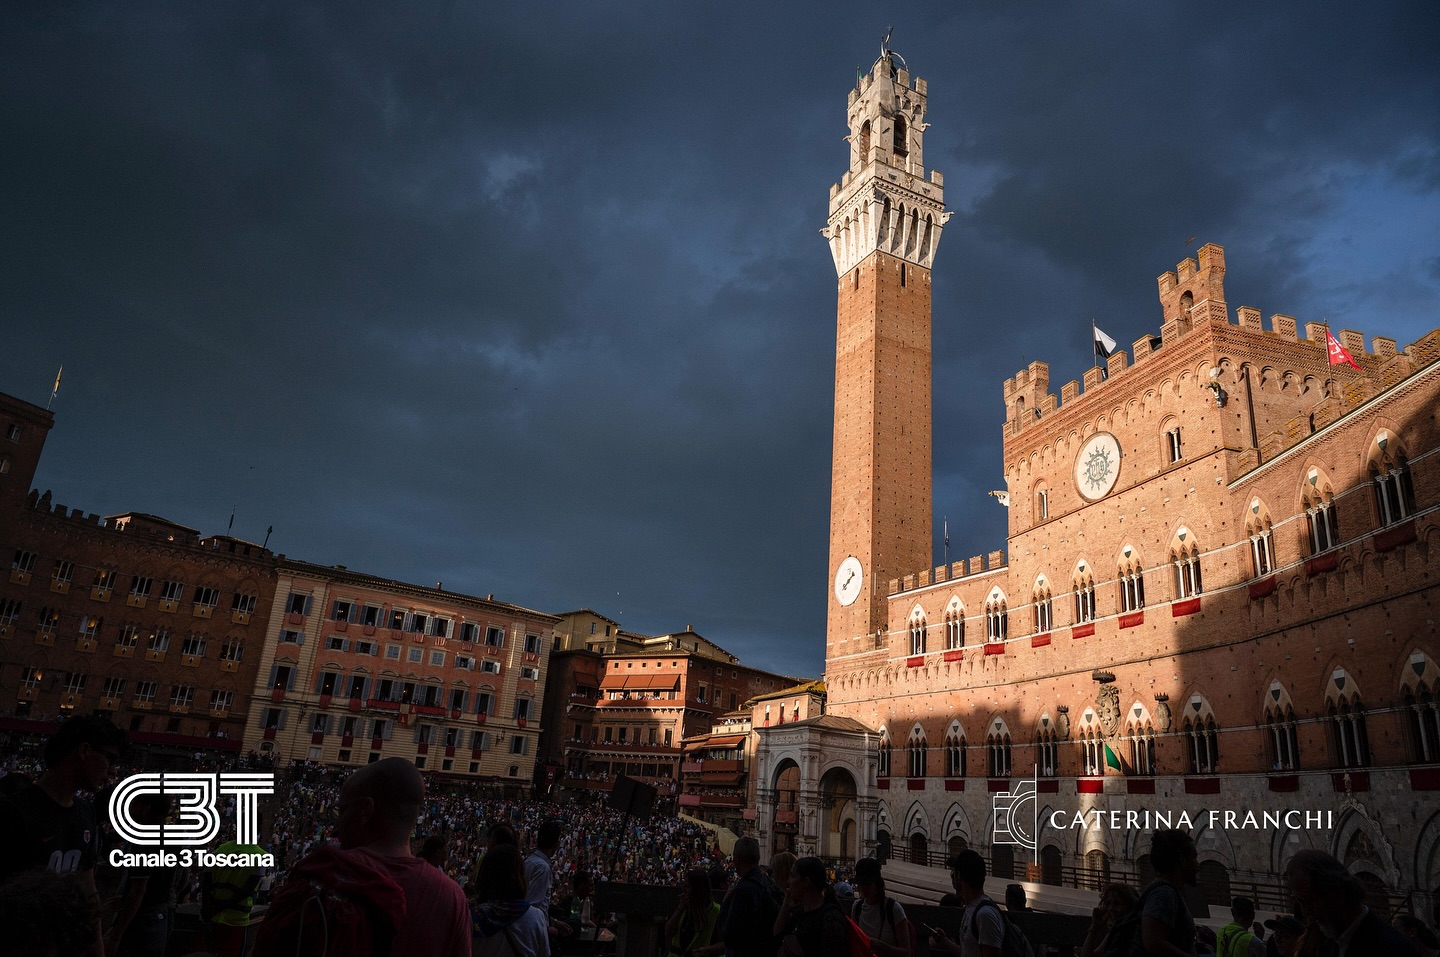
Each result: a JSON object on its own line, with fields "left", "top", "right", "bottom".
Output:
{"left": 436, "top": 582, "right": 443, "bottom": 590}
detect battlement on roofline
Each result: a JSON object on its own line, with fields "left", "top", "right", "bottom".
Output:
{"left": 1001, "top": 242, "right": 1440, "bottom": 453}
{"left": 887, "top": 550, "right": 1007, "bottom": 598}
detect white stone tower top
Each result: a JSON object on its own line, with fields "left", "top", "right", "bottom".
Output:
{"left": 824, "top": 45, "right": 949, "bottom": 276}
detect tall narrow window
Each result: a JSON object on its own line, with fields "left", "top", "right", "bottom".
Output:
{"left": 877, "top": 736, "right": 891, "bottom": 777}
{"left": 1165, "top": 427, "right": 1183, "bottom": 463}
{"left": 986, "top": 600, "right": 1008, "bottom": 642}
{"left": 1033, "top": 583, "right": 1053, "bottom": 634}
{"left": 1036, "top": 487, "right": 1050, "bottom": 521}
{"left": 858, "top": 121, "right": 871, "bottom": 160}
{"left": 944, "top": 727, "right": 966, "bottom": 777}
{"left": 892, "top": 116, "right": 907, "bottom": 156}
{"left": 1406, "top": 686, "right": 1440, "bottom": 763}
{"left": 1128, "top": 724, "right": 1156, "bottom": 775}
{"left": 1251, "top": 528, "right": 1274, "bottom": 577}
{"left": 1266, "top": 707, "right": 1300, "bottom": 771}
{"left": 908, "top": 727, "right": 927, "bottom": 777}
{"left": 945, "top": 607, "right": 964, "bottom": 650}
{"left": 1036, "top": 729, "right": 1058, "bottom": 777}
{"left": 1184, "top": 716, "right": 1219, "bottom": 773}
{"left": 1330, "top": 698, "right": 1371, "bottom": 768}
{"left": 1080, "top": 730, "right": 1102, "bottom": 775}
{"left": 987, "top": 733, "right": 1011, "bottom": 777}
{"left": 1074, "top": 573, "right": 1096, "bottom": 623}
{"left": 1119, "top": 564, "right": 1145, "bottom": 612}
{"left": 1373, "top": 458, "right": 1416, "bottom": 527}
{"left": 1173, "top": 547, "right": 1202, "bottom": 599}
{"left": 1306, "top": 501, "right": 1340, "bottom": 554}
{"left": 909, "top": 614, "right": 926, "bottom": 656}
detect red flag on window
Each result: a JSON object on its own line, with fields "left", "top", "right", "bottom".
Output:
{"left": 1326, "top": 330, "right": 1361, "bottom": 370}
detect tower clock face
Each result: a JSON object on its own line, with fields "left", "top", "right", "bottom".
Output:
{"left": 1074, "top": 432, "right": 1122, "bottom": 500}
{"left": 834, "top": 556, "right": 864, "bottom": 606}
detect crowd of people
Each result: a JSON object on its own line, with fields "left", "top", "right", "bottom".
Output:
{"left": 1, "top": 715, "right": 1437, "bottom": 957}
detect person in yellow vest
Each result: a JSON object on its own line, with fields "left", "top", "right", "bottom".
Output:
{"left": 201, "top": 840, "right": 266, "bottom": 957}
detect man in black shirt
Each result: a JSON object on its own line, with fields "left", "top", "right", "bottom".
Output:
{"left": 0, "top": 715, "right": 127, "bottom": 955}
{"left": 777, "top": 856, "right": 846, "bottom": 957}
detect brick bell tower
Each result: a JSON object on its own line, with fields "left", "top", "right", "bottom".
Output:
{"left": 824, "top": 44, "right": 948, "bottom": 661}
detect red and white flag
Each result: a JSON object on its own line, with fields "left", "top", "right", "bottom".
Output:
{"left": 1326, "top": 330, "right": 1361, "bottom": 370}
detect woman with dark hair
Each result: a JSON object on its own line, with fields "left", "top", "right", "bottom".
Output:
{"left": 665, "top": 868, "right": 720, "bottom": 957}
{"left": 471, "top": 843, "right": 550, "bottom": 956}
{"left": 1080, "top": 884, "right": 1140, "bottom": 957}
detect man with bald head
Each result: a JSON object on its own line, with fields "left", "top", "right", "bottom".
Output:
{"left": 334, "top": 758, "right": 470, "bottom": 956}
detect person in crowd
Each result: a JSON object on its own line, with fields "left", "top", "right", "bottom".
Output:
{"left": 526, "top": 818, "right": 562, "bottom": 911}
{"left": 777, "top": 856, "right": 846, "bottom": 957}
{"left": 201, "top": 834, "right": 269, "bottom": 957}
{"left": 1394, "top": 915, "right": 1440, "bottom": 957}
{"left": 264, "top": 757, "right": 470, "bottom": 957}
{"left": 1138, "top": 829, "right": 1199, "bottom": 957}
{"left": 1261, "top": 916, "right": 1303, "bottom": 957}
{"left": 107, "top": 793, "right": 178, "bottom": 957}
{"left": 928, "top": 849, "right": 1003, "bottom": 957}
{"left": 1284, "top": 849, "right": 1418, "bottom": 957}
{"left": 472, "top": 843, "right": 551, "bottom": 957}
{"left": 1217, "top": 897, "right": 1266, "bottom": 957}
{"left": 1196, "top": 925, "right": 1218, "bottom": 955}
{"left": 0, "top": 714, "right": 125, "bottom": 957}
{"left": 666, "top": 867, "right": 722, "bottom": 957}
{"left": 718, "top": 836, "right": 782, "bottom": 957}
{"left": 421, "top": 834, "right": 448, "bottom": 869}
{"left": 0, "top": 867, "right": 104, "bottom": 957}
{"left": 1079, "top": 883, "right": 1141, "bottom": 957}
{"left": 1005, "top": 883, "right": 1028, "bottom": 912}
{"left": 770, "top": 853, "right": 796, "bottom": 898}
{"left": 851, "top": 856, "right": 913, "bottom": 957}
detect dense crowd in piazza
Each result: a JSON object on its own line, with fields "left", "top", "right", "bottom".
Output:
{"left": 0, "top": 746, "right": 729, "bottom": 897}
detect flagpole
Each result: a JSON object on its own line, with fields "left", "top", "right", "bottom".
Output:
{"left": 1091, "top": 320, "right": 1098, "bottom": 370}
{"left": 47, "top": 365, "right": 63, "bottom": 410}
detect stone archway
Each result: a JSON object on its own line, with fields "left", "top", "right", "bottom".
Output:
{"left": 819, "top": 765, "right": 860, "bottom": 861}
{"left": 771, "top": 759, "right": 801, "bottom": 854}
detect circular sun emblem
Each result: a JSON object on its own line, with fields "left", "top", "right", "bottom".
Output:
{"left": 1083, "top": 447, "right": 1113, "bottom": 491}
{"left": 1074, "top": 433, "right": 1121, "bottom": 500}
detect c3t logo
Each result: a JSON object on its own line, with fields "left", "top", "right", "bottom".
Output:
{"left": 109, "top": 773, "right": 273, "bottom": 846}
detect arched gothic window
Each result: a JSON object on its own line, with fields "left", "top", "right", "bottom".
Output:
{"left": 908, "top": 725, "right": 927, "bottom": 777}
{"left": 909, "top": 612, "right": 927, "bottom": 656}
{"left": 1247, "top": 500, "right": 1275, "bottom": 578}
{"left": 944, "top": 723, "right": 966, "bottom": 777}
{"left": 1074, "top": 566, "right": 1096, "bottom": 623}
{"left": 944, "top": 603, "right": 964, "bottom": 650}
{"left": 1033, "top": 579, "right": 1053, "bottom": 634}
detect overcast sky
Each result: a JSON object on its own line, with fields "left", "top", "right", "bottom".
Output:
{"left": 3, "top": 2, "right": 1437, "bottom": 679}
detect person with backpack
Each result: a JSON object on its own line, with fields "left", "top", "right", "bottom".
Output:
{"left": 257, "top": 756, "right": 471, "bottom": 957}
{"left": 717, "top": 836, "right": 782, "bottom": 957}
{"left": 851, "top": 857, "right": 913, "bottom": 957}
{"left": 929, "top": 850, "right": 1005, "bottom": 957}
{"left": 1216, "top": 897, "right": 1266, "bottom": 957}
{"left": 1137, "top": 828, "right": 1200, "bottom": 957}
{"left": 777, "top": 856, "right": 848, "bottom": 957}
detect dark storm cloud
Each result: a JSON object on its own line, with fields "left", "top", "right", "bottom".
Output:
{"left": 2, "top": 2, "right": 1437, "bottom": 677}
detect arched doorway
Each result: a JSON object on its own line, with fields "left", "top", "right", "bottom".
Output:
{"left": 1040, "top": 845, "right": 1063, "bottom": 885}
{"left": 876, "top": 830, "right": 892, "bottom": 864}
{"left": 819, "top": 766, "right": 859, "bottom": 860}
{"left": 991, "top": 844, "right": 1015, "bottom": 881}
{"left": 771, "top": 760, "right": 801, "bottom": 854}
{"left": 1356, "top": 871, "right": 1392, "bottom": 917}
{"left": 948, "top": 836, "right": 968, "bottom": 861}
{"left": 909, "top": 832, "right": 929, "bottom": 866}
{"left": 1197, "top": 860, "right": 1231, "bottom": 906}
